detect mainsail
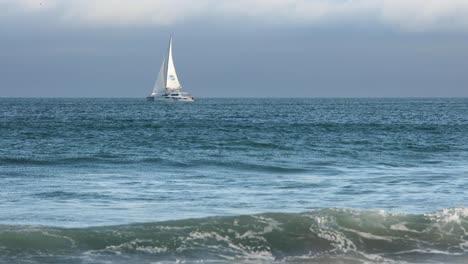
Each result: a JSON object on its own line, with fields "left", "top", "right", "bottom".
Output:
{"left": 150, "top": 36, "right": 182, "bottom": 96}
{"left": 165, "top": 37, "right": 181, "bottom": 90}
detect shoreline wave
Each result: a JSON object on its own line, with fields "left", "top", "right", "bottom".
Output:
{"left": 1, "top": 207, "right": 467, "bottom": 263}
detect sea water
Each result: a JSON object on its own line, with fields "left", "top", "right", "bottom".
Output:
{"left": 0, "top": 98, "right": 467, "bottom": 263}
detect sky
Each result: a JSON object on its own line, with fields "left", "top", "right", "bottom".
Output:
{"left": 1, "top": 0, "right": 468, "bottom": 97}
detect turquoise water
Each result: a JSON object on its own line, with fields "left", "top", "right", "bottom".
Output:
{"left": 0, "top": 98, "right": 467, "bottom": 263}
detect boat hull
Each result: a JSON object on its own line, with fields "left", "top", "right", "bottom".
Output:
{"left": 147, "top": 96, "right": 194, "bottom": 102}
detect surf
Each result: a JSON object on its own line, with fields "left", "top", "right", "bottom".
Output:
{"left": 1, "top": 208, "right": 466, "bottom": 263}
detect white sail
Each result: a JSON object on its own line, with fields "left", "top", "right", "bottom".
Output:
{"left": 151, "top": 57, "right": 167, "bottom": 96}
{"left": 165, "top": 37, "right": 181, "bottom": 90}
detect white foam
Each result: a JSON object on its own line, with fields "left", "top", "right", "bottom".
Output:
{"left": 393, "top": 248, "right": 464, "bottom": 256}
{"left": 389, "top": 222, "right": 420, "bottom": 233}
{"left": 252, "top": 216, "right": 283, "bottom": 233}
{"left": 339, "top": 227, "right": 394, "bottom": 242}
{"left": 425, "top": 207, "right": 468, "bottom": 224}
{"left": 40, "top": 231, "right": 77, "bottom": 248}
{"left": 312, "top": 216, "right": 358, "bottom": 254}
{"left": 185, "top": 230, "right": 274, "bottom": 261}
{"left": 100, "top": 239, "right": 168, "bottom": 254}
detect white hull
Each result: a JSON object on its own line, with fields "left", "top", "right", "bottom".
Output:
{"left": 147, "top": 95, "right": 194, "bottom": 102}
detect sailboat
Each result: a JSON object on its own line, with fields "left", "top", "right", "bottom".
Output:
{"left": 147, "top": 36, "right": 194, "bottom": 102}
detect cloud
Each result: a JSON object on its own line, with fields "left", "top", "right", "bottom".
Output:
{"left": 2, "top": 0, "right": 468, "bottom": 31}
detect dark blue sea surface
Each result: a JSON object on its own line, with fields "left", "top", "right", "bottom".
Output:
{"left": 0, "top": 98, "right": 467, "bottom": 263}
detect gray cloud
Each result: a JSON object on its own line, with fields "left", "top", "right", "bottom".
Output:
{"left": 2, "top": 0, "right": 468, "bottom": 32}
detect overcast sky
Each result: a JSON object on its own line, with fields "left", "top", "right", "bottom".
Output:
{"left": 1, "top": 0, "right": 468, "bottom": 97}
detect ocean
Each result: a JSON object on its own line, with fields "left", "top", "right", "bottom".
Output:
{"left": 0, "top": 98, "right": 467, "bottom": 263}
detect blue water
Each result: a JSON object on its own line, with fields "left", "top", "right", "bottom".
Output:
{"left": 0, "top": 98, "right": 467, "bottom": 263}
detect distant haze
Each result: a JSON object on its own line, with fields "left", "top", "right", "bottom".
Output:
{"left": 1, "top": 0, "right": 468, "bottom": 97}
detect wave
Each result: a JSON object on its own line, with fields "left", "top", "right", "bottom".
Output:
{"left": 0, "top": 156, "right": 307, "bottom": 174}
{"left": 0, "top": 208, "right": 467, "bottom": 263}
{"left": 0, "top": 157, "right": 56, "bottom": 166}
{"left": 0, "top": 156, "right": 127, "bottom": 166}
{"left": 193, "top": 160, "right": 308, "bottom": 174}
{"left": 33, "top": 191, "right": 110, "bottom": 200}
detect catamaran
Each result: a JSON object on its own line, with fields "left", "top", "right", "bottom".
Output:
{"left": 147, "top": 36, "right": 194, "bottom": 102}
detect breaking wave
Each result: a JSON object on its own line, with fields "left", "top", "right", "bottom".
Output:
{"left": 1, "top": 208, "right": 467, "bottom": 263}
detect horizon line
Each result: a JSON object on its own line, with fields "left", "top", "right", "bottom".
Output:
{"left": 1, "top": 96, "right": 467, "bottom": 99}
